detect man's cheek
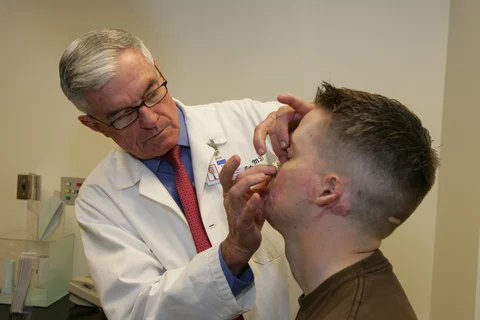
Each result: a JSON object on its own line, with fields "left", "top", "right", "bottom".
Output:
{"left": 269, "top": 172, "right": 287, "bottom": 195}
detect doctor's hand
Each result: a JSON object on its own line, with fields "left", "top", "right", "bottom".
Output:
{"left": 220, "top": 155, "right": 276, "bottom": 276}
{"left": 254, "top": 94, "right": 315, "bottom": 163}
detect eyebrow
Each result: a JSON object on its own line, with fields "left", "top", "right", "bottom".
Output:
{"left": 105, "top": 78, "right": 159, "bottom": 119}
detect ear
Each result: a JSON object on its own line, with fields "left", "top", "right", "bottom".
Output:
{"left": 78, "top": 115, "right": 110, "bottom": 137}
{"left": 315, "top": 174, "right": 350, "bottom": 216}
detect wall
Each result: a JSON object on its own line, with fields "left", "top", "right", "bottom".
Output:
{"left": 430, "top": 0, "right": 480, "bottom": 318}
{"left": 0, "top": 1, "right": 450, "bottom": 318}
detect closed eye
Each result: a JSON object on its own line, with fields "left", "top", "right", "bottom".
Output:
{"left": 286, "top": 147, "right": 292, "bottom": 160}
{"left": 114, "top": 108, "right": 136, "bottom": 120}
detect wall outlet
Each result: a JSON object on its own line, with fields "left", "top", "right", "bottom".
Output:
{"left": 17, "top": 173, "right": 41, "bottom": 200}
{"left": 60, "top": 177, "right": 85, "bottom": 205}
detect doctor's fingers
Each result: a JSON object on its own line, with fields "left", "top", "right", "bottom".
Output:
{"left": 277, "top": 94, "right": 316, "bottom": 116}
{"left": 276, "top": 94, "right": 316, "bottom": 148}
{"left": 274, "top": 105, "right": 301, "bottom": 152}
{"left": 227, "top": 194, "right": 265, "bottom": 256}
{"left": 226, "top": 173, "right": 268, "bottom": 210}
{"left": 253, "top": 111, "right": 276, "bottom": 156}
{"left": 267, "top": 127, "right": 288, "bottom": 164}
{"left": 220, "top": 155, "right": 241, "bottom": 194}
{"left": 238, "top": 193, "right": 265, "bottom": 229}
{"left": 250, "top": 175, "right": 272, "bottom": 196}
{"left": 234, "top": 164, "right": 277, "bottom": 183}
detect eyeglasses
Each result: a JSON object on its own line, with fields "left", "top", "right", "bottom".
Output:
{"left": 89, "top": 66, "right": 168, "bottom": 130}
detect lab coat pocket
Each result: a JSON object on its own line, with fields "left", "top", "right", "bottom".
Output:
{"left": 252, "top": 223, "right": 285, "bottom": 265}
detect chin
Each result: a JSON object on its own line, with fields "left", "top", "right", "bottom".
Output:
{"left": 141, "top": 132, "right": 178, "bottom": 158}
{"left": 265, "top": 216, "right": 281, "bottom": 233}
{"left": 131, "top": 145, "right": 173, "bottom": 160}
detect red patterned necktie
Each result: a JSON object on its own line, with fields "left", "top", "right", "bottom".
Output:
{"left": 165, "top": 146, "right": 244, "bottom": 320}
{"left": 164, "top": 145, "right": 212, "bottom": 252}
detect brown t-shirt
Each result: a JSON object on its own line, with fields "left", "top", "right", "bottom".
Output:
{"left": 296, "top": 250, "right": 417, "bottom": 320}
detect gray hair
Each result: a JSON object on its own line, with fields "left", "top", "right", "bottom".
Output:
{"left": 59, "top": 28, "right": 155, "bottom": 113}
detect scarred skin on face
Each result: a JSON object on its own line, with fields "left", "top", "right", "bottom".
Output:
{"left": 263, "top": 108, "right": 355, "bottom": 231}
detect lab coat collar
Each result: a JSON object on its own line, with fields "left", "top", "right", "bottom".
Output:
{"left": 175, "top": 99, "right": 227, "bottom": 211}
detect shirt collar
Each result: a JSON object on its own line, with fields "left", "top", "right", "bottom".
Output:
{"left": 176, "top": 105, "right": 189, "bottom": 147}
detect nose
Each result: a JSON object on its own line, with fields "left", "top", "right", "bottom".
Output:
{"left": 137, "top": 106, "right": 158, "bottom": 128}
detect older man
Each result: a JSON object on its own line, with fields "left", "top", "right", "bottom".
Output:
{"left": 59, "top": 28, "right": 302, "bottom": 319}
{"left": 221, "top": 83, "right": 439, "bottom": 320}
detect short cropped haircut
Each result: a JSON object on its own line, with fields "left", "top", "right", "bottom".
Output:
{"left": 315, "top": 82, "right": 440, "bottom": 239}
{"left": 59, "top": 28, "right": 154, "bottom": 113}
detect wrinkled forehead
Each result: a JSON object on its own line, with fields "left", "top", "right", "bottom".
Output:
{"left": 113, "top": 49, "right": 157, "bottom": 85}
{"left": 84, "top": 50, "right": 159, "bottom": 115}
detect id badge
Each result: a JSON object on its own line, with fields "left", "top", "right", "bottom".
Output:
{"left": 206, "top": 157, "right": 225, "bottom": 185}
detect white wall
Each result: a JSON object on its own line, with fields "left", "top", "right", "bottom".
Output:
{"left": 430, "top": 0, "right": 480, "bottom": 318}
{"left": 0, "top": 1, "right": 450, "bottom": 318}
{"left": 475, "top": 233, "right": 480, "bottom": 320}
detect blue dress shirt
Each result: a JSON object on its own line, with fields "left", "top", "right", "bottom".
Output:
{"left": 141, "top": 106, "right": 253, "bottom": 296}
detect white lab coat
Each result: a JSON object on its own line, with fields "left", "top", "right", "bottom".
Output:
{"left": 76, "top": 99, "right": 301, "bottom": 320}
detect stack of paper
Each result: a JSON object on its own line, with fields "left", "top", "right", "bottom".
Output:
{"left": 10, "top": 252, "right": 36, "bottom": 313}
{"left": 38, "top": 196, "right": 64, "bottom": 240}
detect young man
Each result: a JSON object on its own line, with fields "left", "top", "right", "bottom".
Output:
{"left": 221, "top": 82, "right": 439, "bottom": 319}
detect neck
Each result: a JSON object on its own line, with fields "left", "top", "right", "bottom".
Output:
{"left": 283, "top": 223, "right": 380, "bottom": 295}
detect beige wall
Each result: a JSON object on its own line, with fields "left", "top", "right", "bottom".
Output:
{"left": 430, "top": 0, "right": 480, "bottom": 319}
{"left": 0, "top": 1, "right": 450, "bottom": 318}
